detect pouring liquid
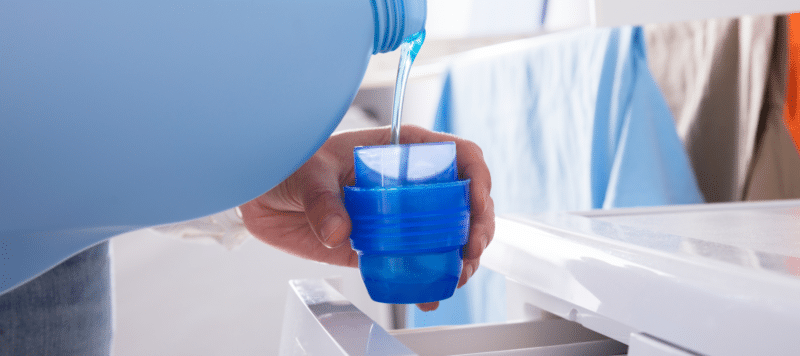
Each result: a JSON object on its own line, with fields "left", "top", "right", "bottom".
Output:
{"left": 389, "top": 30, "right": 426, "bottom": 145}
{"left": 389, "top": 30, "right": 425, "bottom": 185}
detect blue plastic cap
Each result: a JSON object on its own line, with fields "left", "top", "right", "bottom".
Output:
{"left": 371, "top": 0, "right": 427, "bottom": 53}
{"left": 344, "top": 142, "right": 470, "bottom": 304}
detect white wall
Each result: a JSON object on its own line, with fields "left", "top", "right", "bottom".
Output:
{"left": 426, "top": 0, "right": 546, "bottom": 39}
{"left": 111, "top": 228, "right": 390, "bottom": 355}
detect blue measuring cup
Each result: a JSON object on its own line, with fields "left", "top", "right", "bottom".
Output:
{"left": 343, "top": 142, "right": 470, "bottom": 304}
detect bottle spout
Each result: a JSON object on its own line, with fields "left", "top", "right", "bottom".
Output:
{"left": 371, "top": 0, "right": 427, "bottom": 53}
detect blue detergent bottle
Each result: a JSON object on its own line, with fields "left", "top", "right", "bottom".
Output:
{"left": 344, "top": 142, "right": 471, "bottom": 303}
{"left": 0, "top": 0, "right": 425, "bottom": 294}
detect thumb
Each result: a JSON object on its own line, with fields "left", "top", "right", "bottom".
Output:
{"left": 300, "top": 172, "right": 352, "bottom": 249}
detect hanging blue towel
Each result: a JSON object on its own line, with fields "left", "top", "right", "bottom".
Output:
{"left": 410, "top": 27, "right": 704, "bottom": 327}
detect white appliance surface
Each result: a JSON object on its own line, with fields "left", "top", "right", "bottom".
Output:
{"left": 482, "top": 200, "right": 800, "bottom": 355}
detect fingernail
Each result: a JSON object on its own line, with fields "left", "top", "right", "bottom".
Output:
{"left": 481, "top": 236, "right": 488, "bottom": 252}
{"left": 320, "top": 214, "right": 344, "bottom": 244}
{"left": 458, "top": 264, "right": 474, "bottom": 288}
{"left": 468, "top": 264, "right": 477, "bottom": 278}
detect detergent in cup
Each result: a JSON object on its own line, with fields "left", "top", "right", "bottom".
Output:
{"left": 344, "top": 142, "right": 470, "bottom": 304}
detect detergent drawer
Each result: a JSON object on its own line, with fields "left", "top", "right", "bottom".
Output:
{"left": 279, "top": 278, "right": 626, "bottom": 356}
{"left": 389, "top": 318, "right": 626, "bottom": 356}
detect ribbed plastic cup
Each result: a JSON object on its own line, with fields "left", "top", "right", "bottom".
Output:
{"left": 343, "top": 142, "right": 470, "bottom": 304}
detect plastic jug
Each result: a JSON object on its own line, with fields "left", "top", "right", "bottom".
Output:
{"left": 0, "top": 0, "right": 425, "bottom": 294}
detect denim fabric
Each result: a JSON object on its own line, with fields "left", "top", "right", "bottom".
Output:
{"left": 0, "top": 242, "right": 112, "bottom": 356}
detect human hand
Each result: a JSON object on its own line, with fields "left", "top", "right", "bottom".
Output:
{"left": 239, "top": 125, "right": 494, "bottom": 311}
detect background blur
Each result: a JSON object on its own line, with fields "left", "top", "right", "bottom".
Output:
{"left": 111, "top": 0, "right": 800, "bottom": 354}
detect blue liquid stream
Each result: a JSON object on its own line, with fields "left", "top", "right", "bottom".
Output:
{"left": 389, "top": 30, "right": 426, "bottom": 145}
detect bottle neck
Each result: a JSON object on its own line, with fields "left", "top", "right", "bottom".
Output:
{"left": 371, "top": 0, "right": 426, "bottom": 54}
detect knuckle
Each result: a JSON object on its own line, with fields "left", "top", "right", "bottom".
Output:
{"left": 471, "top": 141, "right": 484, "bottom": 158}
{"left": 304, "top": 187, "right": 336, "bottom": 211}
{"left": 460, "top": 140, "right": 483, "bottom": 159}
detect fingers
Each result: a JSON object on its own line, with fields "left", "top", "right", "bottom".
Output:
{"left": 463, "top": 194, "right": 495, "bottom": 260}
{"left": 296, "top": 155, "right": 352, "bottom": 249}
{"left": 457, "top": 257, "right": 481, "bottom": 289}
{"left": 458, "top": 142, "right": 492, "bottom": 214}
{"left": 460, "top": 140, "right": 494, "bottom": 262}
{"left": 416, "top": 301, "right": 439, "bottom": 312}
